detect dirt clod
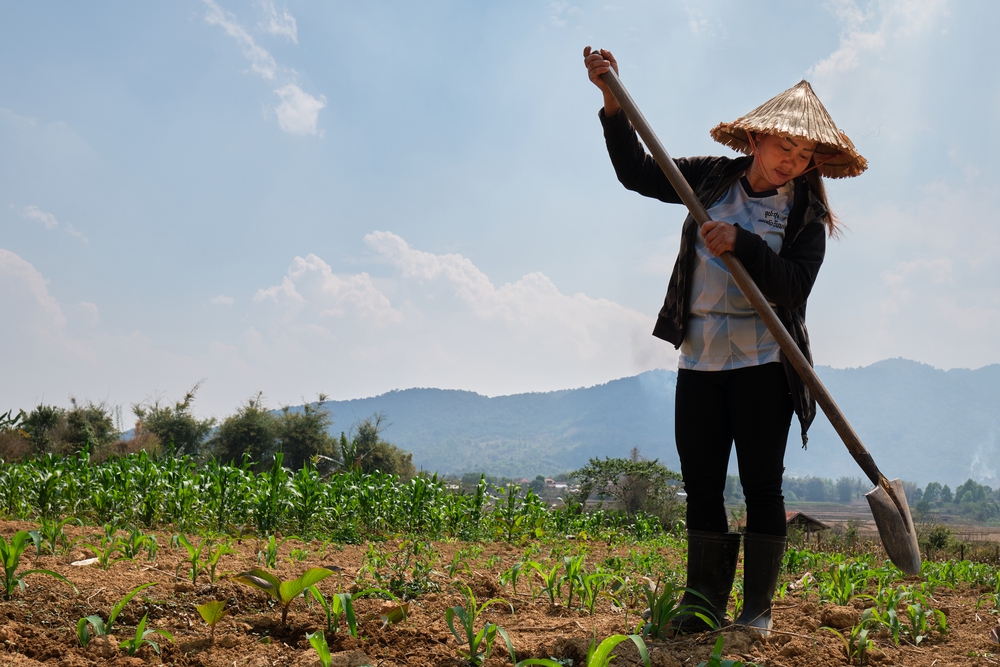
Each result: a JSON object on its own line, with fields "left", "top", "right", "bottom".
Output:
{"left": 820, "top": 605, "right": 860, "bottom": 629}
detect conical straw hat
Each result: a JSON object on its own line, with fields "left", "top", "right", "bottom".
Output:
{"left": 710, "top": 80, "right": 867, "bottom": 179}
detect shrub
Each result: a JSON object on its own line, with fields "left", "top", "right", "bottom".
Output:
{"left": 211, "top": 393, "right": 278, "bottom": 468}
{"left": 132, "top": 383, "right": 215, "bottom": 458}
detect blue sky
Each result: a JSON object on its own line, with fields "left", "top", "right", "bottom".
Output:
{"left": 2, "top": 0, "right": 997, "bottom": 420}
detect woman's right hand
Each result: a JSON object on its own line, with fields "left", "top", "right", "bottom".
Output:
{"left": 583, "top": 46, "right": 621, "bottom": 116}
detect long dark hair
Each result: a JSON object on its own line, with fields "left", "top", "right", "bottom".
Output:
{"left": 805, "top": 165, "right": 841, "bottom": 239}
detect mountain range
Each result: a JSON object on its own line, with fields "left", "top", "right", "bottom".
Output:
{"left": 313, "top": 358, "right": 1000, "bottom": 488}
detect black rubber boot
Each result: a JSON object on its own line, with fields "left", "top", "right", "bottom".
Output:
{"left": 734, "top": 532, "right": 787, "bottom": 635}
{"left": 671, "top": 530, "right": 742, "bottom": 633}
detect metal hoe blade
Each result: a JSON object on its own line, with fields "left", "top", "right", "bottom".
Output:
{"left": 866, "top": 478, "right": 922, "bottom": 575}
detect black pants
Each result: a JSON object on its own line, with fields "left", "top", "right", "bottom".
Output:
{"left": 675, "top": 362, "right": 793, "bottom": 537}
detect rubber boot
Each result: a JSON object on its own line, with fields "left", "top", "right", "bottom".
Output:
{"left": 734, "top": 532, "right": 787, "bottom": 635}
{"left": 670, "top": 530, "right": 742, "bottom": 633}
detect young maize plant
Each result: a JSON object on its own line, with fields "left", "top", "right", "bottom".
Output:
{"left": 696, "top": 635, "right": 759, "bottom": 667}
{"left": 637, "top": 577, "right": 715, "bottom": 639}
{"left": 118, "top": 613, "right": 174, "bottom": 656}
{"left": 513, "top": 633, "right": 650, "bottom": 667}
{"left": 307, "top": 586, "right": 386, "bottom": 638}
{"left": 234, "top": 566, "right": 337, "bottom": 625}
{"left": 306, "top": 630, "right": 333, "bottom": 667}
{"left": 0, "top": 530, "right": 76, "bottom": 600}
{"left": 444, "top": 583, "right": 514, "bottom": 666}
{"left": 77, "top": 582, "right": 158, "bottom": 647}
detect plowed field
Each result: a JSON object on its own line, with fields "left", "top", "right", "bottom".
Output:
{"left": 0, "top": 521, "right": 995, "bottom": 667}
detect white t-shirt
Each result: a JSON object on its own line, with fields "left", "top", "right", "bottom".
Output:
{"left": 678, "top": 176, "right": 793, "bottom": 371}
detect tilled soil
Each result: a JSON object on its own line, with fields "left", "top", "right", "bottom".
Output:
{"left": 0, "top": 521, "right": 997, "bottom": 667}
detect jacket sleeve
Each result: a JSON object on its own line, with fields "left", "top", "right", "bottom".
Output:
{"left": 732, "top": 218, "right": 826, "bottom": 310}
{"left": 599, "top": 108, "right": 719, "bottom": 204}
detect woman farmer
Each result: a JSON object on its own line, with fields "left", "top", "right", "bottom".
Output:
{"left": 583, "top": 47, "right": 866, "bottom": 634}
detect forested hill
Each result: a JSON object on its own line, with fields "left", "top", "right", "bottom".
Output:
{"left": 313, "top": 359, "right": 1000, "bottom": 487}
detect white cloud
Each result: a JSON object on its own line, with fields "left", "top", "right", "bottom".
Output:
{"left": 547, "top": 1, "right": 581, "bottom": 28}
{"left": 204, "top": 0, "right": 277, "bottom": 81}
{"left": 259, "top": 0, "right": 297, "bottom": 43}
{"left": 254, "top": 253, "right": 397, "bottom": 323}
{"left": 274, "top": 84, "right": 327, "bottom": 136}
{"left": 203, "top": 0, "right": 324, "bottom": 136}
{"left": 681, "top": 2, "right": 726, "bottom": 39}
{"left": 13, "top": 205, "right": 88, "bottom": 243}
{"left": 810, "top": 0, "right": 950, "bottom": 77}
{"left": 210, "top": 295, "right": 234, "bottom": 306}
{"left": 20, "top": 204, "right": 59, "bottom": 229}
{"left": 0, "top": 249, "right": 95, "bottom": 365}
{"left": 241, "top": 232, "right": 676, "bottom": 401}
{"left": 75, "top": 301, "right": 100, "bottom": 326}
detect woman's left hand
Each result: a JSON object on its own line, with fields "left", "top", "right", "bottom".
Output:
{"left": 701, "top": 221, "right": 737, "bottom": 257}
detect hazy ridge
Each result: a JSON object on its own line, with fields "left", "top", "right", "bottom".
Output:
{"left": 312, "top": 359, "right": 1000, "bottom": 487}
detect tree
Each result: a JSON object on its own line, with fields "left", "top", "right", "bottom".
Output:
{"left": 19, "top": 400, "right": 118, "bottom": 456}
{"left": 21, "top": 405, "right": 62, "bottom": 455}
{"left": 63, "top": 398, "right": 119, "bottom": 454}
{"left": 940, "top": 484, "right": 953, "bottom": 504}
{"left": 724, "top": 474, "right": 744, "bottom": 503}
{"left": 836, "top": 476, "right": 856, "bottom": 503}
{"left": 923, "top": 482, "right": 942, "bottom": 505}
{"left": 804, "top": 477, "right": 827, "bottom": 502}
{"left": 955, "top": 478, "right": 992, "bottom": 505}
{"left": 340, "top": 413, "right": 415, "bottom": 480}
{"left": 275, "top": 396, "right": 338, "bottom": 471}
{"left": 211, "top": 393, "right": 277, "bottom": 467}
{"left": 0, "top": 410, "right": 30, "bottom": 460}
{"left": 132, "top": 383, "right": 215, "bottom": 457}
{"left": 902, "top": 480, "right": 923, "bottom": 504}
{"left": 570, "top": 450, "right": 682, "bottom": 526}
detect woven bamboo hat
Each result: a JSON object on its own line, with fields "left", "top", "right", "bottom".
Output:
{"left": 710, "top": 80, "right": 867, "bottom": 179}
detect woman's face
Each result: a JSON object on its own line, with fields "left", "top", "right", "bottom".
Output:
{"left": 751, "top": 133, "right": 818, "bottom": 187}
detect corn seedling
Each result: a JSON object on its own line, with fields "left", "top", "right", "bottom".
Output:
{"left": 0, "top": 530, "right": 75, "bottom": 600}
{"left": 35, "top": 516, "right": 82, "bottom": 557}
{"left": 499, "top": 561, "right": 526, "bottom": 595}
{"left": 731, "top": 578, "right": 744, "bottom": 618}
{"left": 307, "top": 586, "right": 389, "bottom": 637}
{"left": 289, "top": 547, "right": 310, "bottom": 562}
{"left": 561, "top": 554, "right": 586, "bottom": 610}
{"left": 818, "top": 561, "right": 870, "bottom": 606}
{"left": 206, "top": 540, "right": 236, "bottom": 583}
{"left": 195, "top": 600, "right": 228, "bottom": 643}
{"left": 528, "top": 560, "right": 562, "bottom": 604}
{"left": 120, "top": 527, "right": 158, "bottom": 562}
{"left": 637, "top": 577, "right": 715, "bottom": 639}
{"left": 234, "top": 566, "right": 337, "bottom": 625}
{"left": 77, "top": 582, "right": 157, "bottom": 646}
{"left": 119, "top": 613, "right": 174, "bottom": 656}
{"left": 579, "top": 571, "right": 611, "bottom": 615}
{"left": 823, "top": 623, "right": 875, "bottom": 665}
{"left": 904, "top": 602, "right": 946, "bottom": 645}
{"left": 514, "top": 633, "right": 650, "bottom": 667}
{"left": 83, "top": 533, "right": 129, "bottom": 571}
{"left": 444, "top": 583, "right": 514, "bottom": 666}
{"left": 257, "top": 534, "right": 288, "bottom": 569}
{"left": 175, "top": 534, "right": 209, "bottom": 583}
{"left": 306, "top": 630, "right": 333, "bottom": 667}
{"left": 697, "top": 635, "right": 759, "bottom": 667}
{"left": 448, "top": 551, "right": 472, "bottom": 578}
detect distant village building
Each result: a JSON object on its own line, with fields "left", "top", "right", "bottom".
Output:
{"left": 786, "top": 511, "right": 830, "bottom": 543}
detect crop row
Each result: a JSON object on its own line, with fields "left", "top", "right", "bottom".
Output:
{"left": 0, "top": 450, "right": 665, "bottom": 542}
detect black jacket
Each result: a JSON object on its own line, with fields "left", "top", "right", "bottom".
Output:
{"left": 601, "top": 109, "right": 827, "bottom": 444}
